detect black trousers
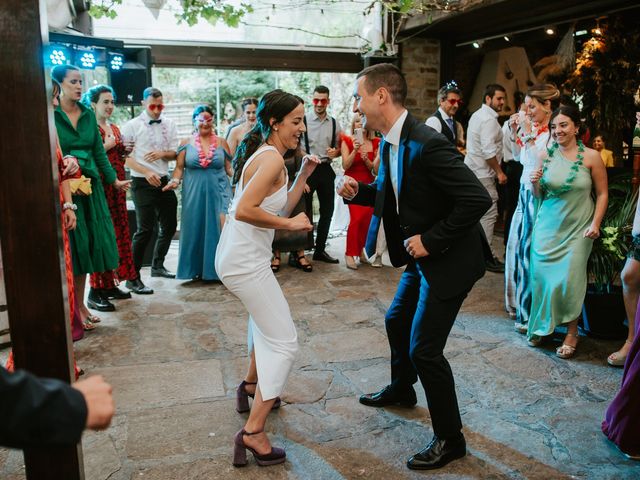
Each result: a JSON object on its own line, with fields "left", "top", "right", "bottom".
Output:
{"left": 386, "top": 260, "right": 468, "bottom": 439}
{"left": 305, "top": 163, "right": 335, "bottom": 252}
{"left": 503, "top": 161, "right": 523, "bottom": 245}
{"left": 130, "top": 176, "right": 177, "bottom": 273}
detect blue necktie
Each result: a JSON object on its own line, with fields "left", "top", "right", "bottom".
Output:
{"left": 446, "top": 118, "right": 455, "bottom": 134}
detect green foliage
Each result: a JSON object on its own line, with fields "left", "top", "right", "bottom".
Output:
{"left": 177, "top": 1, "right": 254, "bottom": 27}
{"left": 588, "top": 173, "right": 638, "bottom": 292}
{"left": 567, "top": 15, "right": 640, "bottom": 160}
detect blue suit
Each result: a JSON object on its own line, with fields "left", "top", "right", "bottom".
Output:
{"left": 348, "top": 113, "right": 490, "bottom": 438}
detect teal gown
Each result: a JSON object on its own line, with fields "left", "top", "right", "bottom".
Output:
{"left": 528, "top": 147, "right": 594, "bottom": 340}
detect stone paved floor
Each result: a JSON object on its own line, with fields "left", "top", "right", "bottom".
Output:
{"left": 1, "top": 237, "right": 639, "bottom": 479}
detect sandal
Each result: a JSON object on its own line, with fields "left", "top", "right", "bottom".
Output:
{"left": 82, "top": 319, "right": 97, "bottom": 331}
{"left": 608, "top": 339, "right": 633, "bottom": 367}
{"left": 556, "top": 331, "right": 579, "bottom": 359}
{"left": 87, "top": 313, "right": 101, "bottom": 323}
{"left": 297, "top": 255, "right": 312, "bottom": 273}
{"left": 270, "top": 255, "right": 281, "bottom": 273}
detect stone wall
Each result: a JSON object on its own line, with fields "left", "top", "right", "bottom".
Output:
{"left": 400, "top": 37, "right": 440, "bottom": 121}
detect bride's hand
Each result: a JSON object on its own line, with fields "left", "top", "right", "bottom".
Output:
{"left": 287, "top": 212, "right": 313, "bottom": 232}
{"left": 300, "top": 154, "right": 321, "bottom": 178}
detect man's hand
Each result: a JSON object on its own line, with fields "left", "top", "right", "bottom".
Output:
{"left": 497, "top": 171, "right": 508, "bottom": 185}
{"left": 72, "top": 375, "right": 115, "bottom": 431}
{"left": 144, "top": 151, "right": 164, "bottom": 162}
{"left": 326, "top": 147, "right": 340, "bottom": 159}
{"left": 404, "top": 235, "right": 429, "bottom": 259}
{"left": 145, "top": 171, "right": 162, "bottom": 187}
{"left": 336, "top": 175, "right": 359, "bottom": 200}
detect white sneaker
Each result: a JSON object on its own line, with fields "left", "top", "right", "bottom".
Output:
{"left": 371, "top": 255, "right": 383, "bottom": 268}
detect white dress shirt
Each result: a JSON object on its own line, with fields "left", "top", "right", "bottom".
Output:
{"left": 383, "top": 109, "right": 408, "bottom": 210}
{"left": 464, "top": 104, "right": 503, "bottom": 179}
{"left": 425, "top": 107, "right": 455, "bottom": 135}
{"left": 121, "top": 111, "right": 179, "bottom": 177}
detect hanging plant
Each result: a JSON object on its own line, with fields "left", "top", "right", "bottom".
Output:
{"left": 566, "top": 15, "right": 640, "bottom": 160}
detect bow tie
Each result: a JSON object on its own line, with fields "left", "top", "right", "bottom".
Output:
{"left": 149, "top": 119, "right": 162, "bottom": 125}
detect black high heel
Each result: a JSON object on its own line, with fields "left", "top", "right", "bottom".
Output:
{"left": 289, "top": 253, "right": 312, "bottom": 272}
{"left": 233, "top": 428, "right": 286, "bottom": 467}
{"left": 236, "top": 380, "right": 282, "bottom": 413}
{"left": 270, "top": 255, "right": 281, "bottom": 272}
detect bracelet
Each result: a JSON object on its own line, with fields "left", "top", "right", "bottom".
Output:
{"left": 169, "top": 178, "right": 180, "bottom": 185}
{"left": 62, "top": 202, "right": 77, "bottom": 211}
{"left": 520, "top": 133, "right": 536, "bottom": 144}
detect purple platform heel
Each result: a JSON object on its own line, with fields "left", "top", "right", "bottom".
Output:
{"left": 236, "top": 380, "right": 282, "bottom": 413}
{"left": 233, "top": 429, "right": 286, "bottom": 467}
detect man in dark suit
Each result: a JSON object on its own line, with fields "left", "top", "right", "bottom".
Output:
{"left": 0, "top": 367, "right": 115, "bottom": 448}
{"left": 338, "top": 63, "right": 491, "bottom": 470}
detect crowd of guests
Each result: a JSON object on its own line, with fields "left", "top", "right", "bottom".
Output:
{"left": 3, "top": 64, "right": 638, "bottom": 465}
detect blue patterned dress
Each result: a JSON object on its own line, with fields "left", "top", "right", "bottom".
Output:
{"left": 176, "top": 143, "right": 231, "bottom": 281}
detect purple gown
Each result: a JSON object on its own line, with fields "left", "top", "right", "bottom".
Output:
{"left": 602, "top": 300, "right": 640, "bottom": 457}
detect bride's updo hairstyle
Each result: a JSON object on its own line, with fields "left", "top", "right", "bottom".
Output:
{"left": 232, "top": 89, "right": 303, "bottom": 185}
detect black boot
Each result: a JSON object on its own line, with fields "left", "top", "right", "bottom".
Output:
{"left": 87, "top": 288, "right": 116, "bottom": 312}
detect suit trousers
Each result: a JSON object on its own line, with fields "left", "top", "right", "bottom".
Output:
{"left": 305, "top": 163, "right": 335, "bottom": 252}
{"left": 386, "top": 260, "right": 468, "bottom": 439}
{"left": 478, "top": 177, "right": 499, "bottom": 258}
{"left": 130, "top": 176, "right": 178, "bottom": 273}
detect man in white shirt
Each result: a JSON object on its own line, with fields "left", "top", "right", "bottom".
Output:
{"left": 121, "top": 87, "right": 178, "bottom": 292}
{"left": 425, "top": 82, "right": 463, "bottom": 148}
{"left": 303, "top": 85, "right": 343, "bottom": 264}
{"left": 464, "top": 84, "right": 507, "bottom": 273}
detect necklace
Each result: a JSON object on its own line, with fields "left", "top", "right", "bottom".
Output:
{"left": 194, "top": 133, "right": 217, "bottom": 168}
{"left": 539, "top": 140, "right": 585, "bottom": 197}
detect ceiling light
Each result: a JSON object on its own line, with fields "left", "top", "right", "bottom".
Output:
{"left": 575, "top": 29, "right": 588, "bottom": 36}
{"left": 594, "top": 27, "right": 602, "bottom": 35}
{"left": 472, "top": 41, "right": 481, "bottom": 48}
{"left": 503, "top": 36, "right": 510, "bottom": 42}
{"left": 546, "top": 28, "right": 555, "bottom": 35}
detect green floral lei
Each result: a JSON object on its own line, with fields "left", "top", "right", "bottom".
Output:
{"left": 539, "top": 140, "right": 585, "bottom": 197}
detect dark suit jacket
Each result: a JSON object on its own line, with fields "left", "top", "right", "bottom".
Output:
{"left": 350, "top": 113, "right": 491, "bottom": 299}
{"left": 0, "top": 367, "right": 87, "bottom": 448}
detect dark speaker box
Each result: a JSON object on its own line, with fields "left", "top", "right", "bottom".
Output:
{"left": 109, "top": 47, "right": 152, "bottom": 106}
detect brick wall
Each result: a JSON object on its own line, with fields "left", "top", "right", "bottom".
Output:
{"left": 400, "top": 38, "right": 440, "bottom": 121}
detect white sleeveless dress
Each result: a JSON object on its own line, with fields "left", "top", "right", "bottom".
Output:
{"left": 215, "top": 145, "right": 298, "bottom": 401}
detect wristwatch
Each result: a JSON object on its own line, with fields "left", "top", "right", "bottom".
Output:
{"left": 62, "top": 202, "right": 77, "bottom": 211}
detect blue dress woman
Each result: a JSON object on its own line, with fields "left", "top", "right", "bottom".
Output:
{"left": 165, "top": 105, "right": 232, "bottom": 281}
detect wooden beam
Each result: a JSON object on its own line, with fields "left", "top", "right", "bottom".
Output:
{"left": 146, "top": 43, "right": 363, "bottom": 73}
{"left": 0, "top": 0, "right": 83, "bottom": 478}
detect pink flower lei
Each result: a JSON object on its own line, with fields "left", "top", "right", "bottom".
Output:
{"left": 194, "top": 133, "right": 217, "bottom": 168}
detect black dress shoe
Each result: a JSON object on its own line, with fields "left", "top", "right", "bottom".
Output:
{"left": 125, "top": 278, "right": 154, "bottom": 295}
{"left": 312, "top": 250, "right": 339, "bottom": 264}
{"left": 151, "top": 266, "right": 176, "bottom": 278}
{"left": 104, "top": 286, "right": 132, "bottom": 300}
{"left": 87, "top": 288, "right": 116, "bottom": 312}
{"left": 359, "top": 385, "right": 417, "bottom": 408}
{"left": 407, "top": 434, "right": 466, "bottom": 470}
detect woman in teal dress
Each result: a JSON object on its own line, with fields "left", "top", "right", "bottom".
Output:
{"left": 165, "top": 105, "right": 232, "bottom": 281}
{"left": 528, "top": 106, "right": 608, "bottom": 358}
{"left": 52, "top": 65, "right": 131, "bottom": 326}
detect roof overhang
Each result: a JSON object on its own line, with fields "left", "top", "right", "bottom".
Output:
{"left": 401, "top": 0, "right": 640, "bottom": 45}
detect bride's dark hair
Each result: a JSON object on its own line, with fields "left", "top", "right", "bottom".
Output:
{"left": 232, "top": 89, "right": 303, "bottom": 185}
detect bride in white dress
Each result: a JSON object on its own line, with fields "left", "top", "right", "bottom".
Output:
{"left": 215, "top": 90, "right": 319, "bottom": 467}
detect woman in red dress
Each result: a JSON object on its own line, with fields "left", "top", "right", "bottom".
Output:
{"left": 340, "top": 113, "right": 379, "bottom": 270}
{"left": 83, "top": 85, "right": 137, "bottom": 311}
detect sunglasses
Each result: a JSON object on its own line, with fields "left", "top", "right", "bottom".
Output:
{"left": 196, "top": 117, "right": 213, "bottom": 124}
{"left": 446, "top": 99, "right": 463, "bottom": 106}
{"left": 148, "top": 104, "right": 165, "bottom": 111}
{"left": 312, "top": 98, "right": 329, "bottom": 105}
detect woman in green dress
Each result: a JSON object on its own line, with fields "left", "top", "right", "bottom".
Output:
{"left": 51, "top": 65, "right": 130, "bottom": 328}
{"left": 528, "top": 105, "right": 608, "bottom": 358}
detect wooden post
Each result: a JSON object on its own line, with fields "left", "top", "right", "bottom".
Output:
{"left": 0, "top": 0, "right": 84, "bottom": 478}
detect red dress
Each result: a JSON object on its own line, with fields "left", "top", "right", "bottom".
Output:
{"left": 7, "top": 145, "right": 82, "bottom": 379}
{"left": 89, "top": 124, "right": 136, "bottom": 289}
{"left": 343, "top": 135, "right": 379, "bottom": 257}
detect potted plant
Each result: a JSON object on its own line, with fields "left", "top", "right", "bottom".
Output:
{"left": 582, "top": 173, "right": 638, "bottom": 339}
